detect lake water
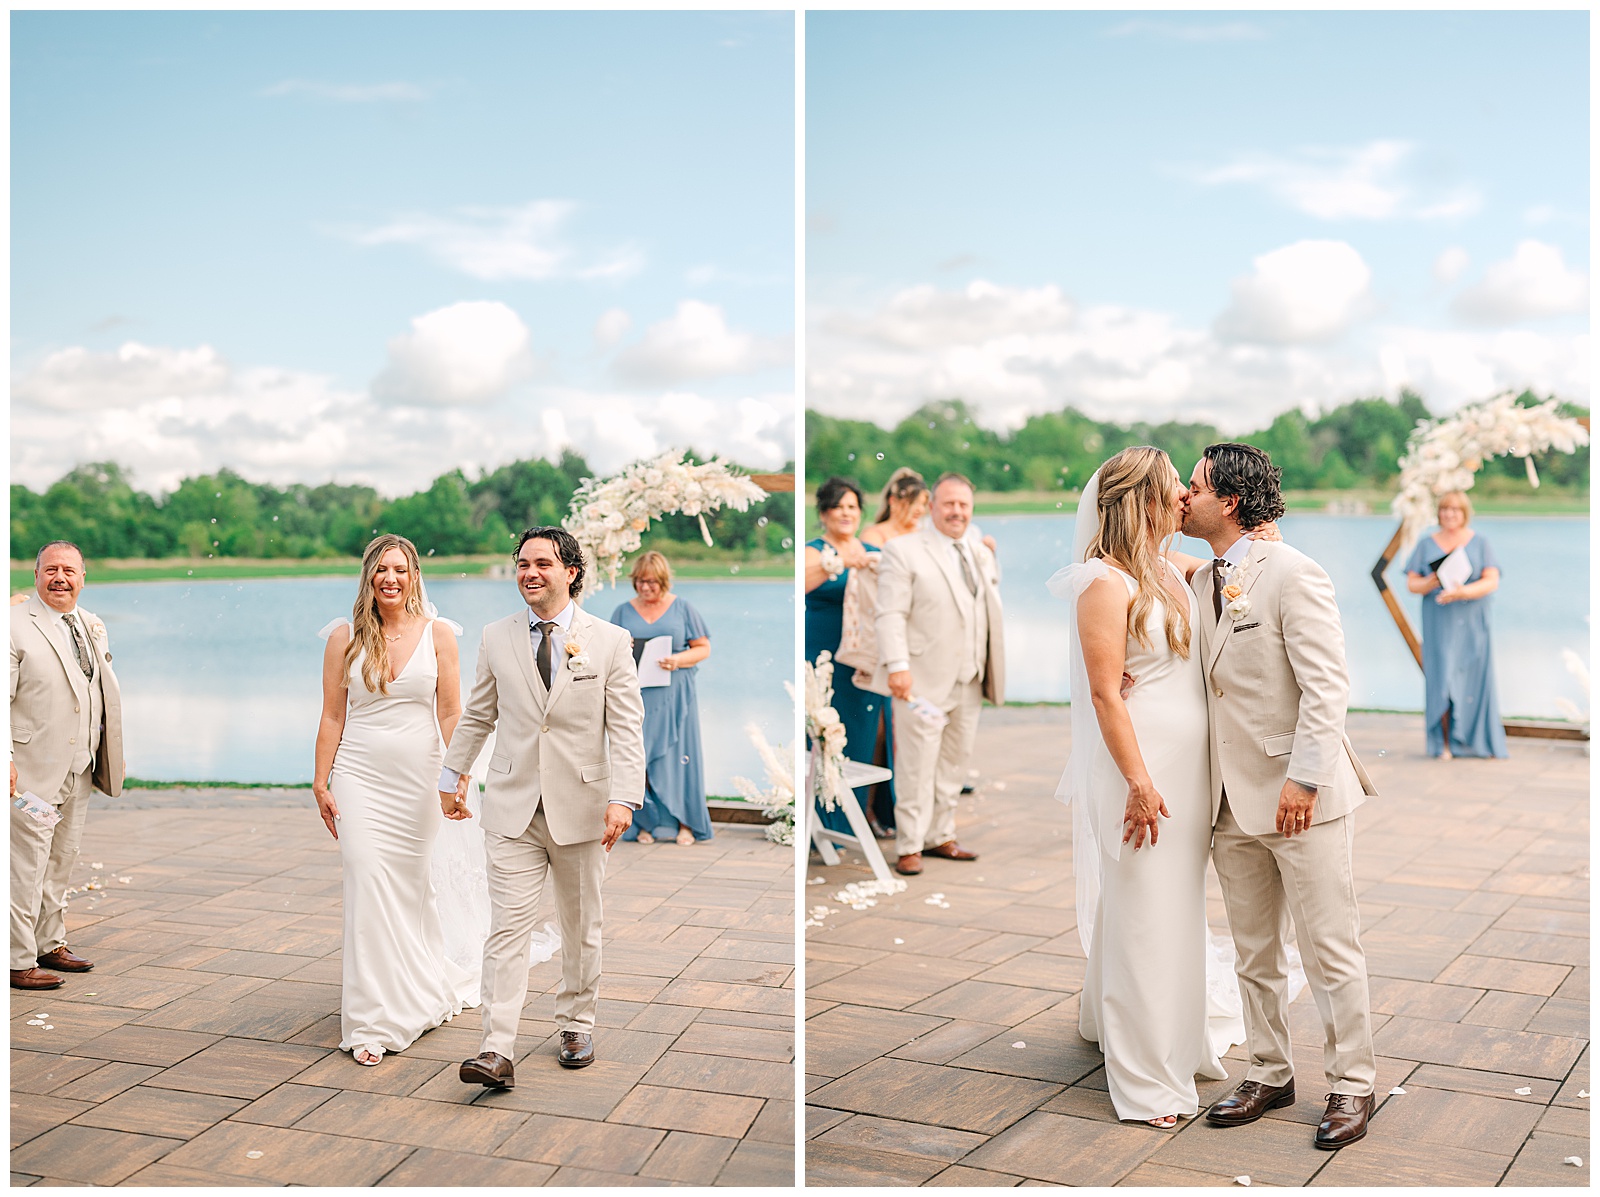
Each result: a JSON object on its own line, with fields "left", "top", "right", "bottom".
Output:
{"left": 987, "top": 513, "right": 1590, "bottom": 720}
{"left": 83, "top": 577, "right": 795, "bottom": 791}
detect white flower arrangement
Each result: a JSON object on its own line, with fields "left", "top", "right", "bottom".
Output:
{"left": 564, "top": 450, "right": 769, "bottom": 589}
{"left": 1392, "top": 393, "right": 1589, "bottom": 552}
{"left": 563, "top": 639, "right": 592, "bottom": 673}
{"left": 730, "top": 717, "right": 796, "bottom": 846}
{"left": 805, "top": 651, "right": 851, "bottom": 813}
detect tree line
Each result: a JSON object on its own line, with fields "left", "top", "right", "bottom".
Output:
{"left": 11, "top": 452, "right": 797, "bottom": 562}
{"left": 806, "top": 391, "right": 1589, "bottom": 497}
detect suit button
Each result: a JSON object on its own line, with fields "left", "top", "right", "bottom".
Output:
{"left": 74, "top": 706, "right": 80, "bottom": 713}
{"left": 542, "top": 726, "right": 550, "bottom": 734}
{"left": 1214, "top": 688, "right": 1224, "bottom": 697}
{"left": 69, "top": 737, "right": 76, "bottom": 744}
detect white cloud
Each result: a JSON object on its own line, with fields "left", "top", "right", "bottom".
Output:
{"left": 807, "top": 277, "right": 1587, "bottom": 435}
{"left": 347, "top": 201, "right": 643, "bottom": 282}
{"left": 372, "top": 301, "right": 534, "bottom": 407}
{"left": 1452, "top": 240, "right": 1589, "bottom": 326}
{"left": 1433, "top": 247, "right": 1470, "bottom": 284}
{"left": 613, "top": 300, "right": 791, "bottom": 385}
{"left": 261, "top": 79, "right": 429, "bottom": 103}
{"left": 1106, "top": 19, "right": 1267, "bottom": 42}
{"left": 1196, "top": 140, "right": 1480, "bottom": 222}
{"left": 1214, "top": 240, "right": 1372, "bottom": 344}
{"left": 11, "top": 342, "right": 231, "bottom": 411}
{"left": 593, "top": 307, "right": 632, "bottom": 349}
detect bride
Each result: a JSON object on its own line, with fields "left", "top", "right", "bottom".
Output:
{"left": 311, "top": 534, "right": 488, "bottom": 1066}
{"left": 1050, "top": 447, "right": 1264, "bottom": 1127}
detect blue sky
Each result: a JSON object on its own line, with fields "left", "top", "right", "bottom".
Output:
{"left": 807, "top": 10, "right": 1588, "bottom": 432}
{"left": 13, "top": 11, "right": 794, "bottom": 495}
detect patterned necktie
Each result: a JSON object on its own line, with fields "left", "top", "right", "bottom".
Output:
{"left": 536, "top": 620, "right": 557, "bottom": 689}
{"left": 62, "top": 613, "right": 93, "bottom": 679}
{"left": 955, "top": 543, "right": 979, "bottom": 596}
{"left": 1212, "top": 560, "right": 1228, "bottom": 623}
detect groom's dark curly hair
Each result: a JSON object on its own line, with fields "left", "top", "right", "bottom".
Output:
{"left": 515, "top": 526, "right": 586, "bottom": 599}
{"left": 1203, "top": 443, "right": 1286, "bottom": 530}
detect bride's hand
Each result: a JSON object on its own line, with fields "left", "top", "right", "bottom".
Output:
{"left": 1248, "top": 521, "right": 1283, "bottom": 542}
{"left": 313, "top": 785, "right": 339, "bottom": 839}
{"left": 1122, "top": 777, "right": 1170, "bottom": 850}
{"left": 441, "top": 777, "right": 473, "bottom": 820}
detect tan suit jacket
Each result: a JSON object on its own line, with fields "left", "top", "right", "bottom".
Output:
{"left": 10, "top": 594, "right": 124, "bottom": 800}
{"left": 1196, "top": 540, "right": 1376, "bottom": 837}
{"left": 870, "top": 527, "right": 1006, "bottom": 706}
{"left": 443, "top": 602, "right": 645, "bottom": 845}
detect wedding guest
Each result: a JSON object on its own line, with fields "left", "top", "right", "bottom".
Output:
{"left": 860, "top": 467, "right": 930, "bottom": 548}
{"left": 868, "top": 473, "right": 1004, "bottom": 875}
{"left": 1403, "top": 491, "right": 1507, "bottom": 759}
{"left": 609, "top": 551, "right": 712, "bottom": 844}
{"left": 805, "top": 477, "right": 890, "bottom": 838}
{"left": 9, "top": 541, "right": 124, "bottom": 991}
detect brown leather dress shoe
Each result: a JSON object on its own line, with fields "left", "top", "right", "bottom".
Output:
{"left": 558, "top": 1031, "right": 595, "bottom": 1068}
{"left": 11, "top": 967, "right": 64, "bottom": 991}
{"left": 459, "top": 1051, "right": 515, "bottom": 1088}
{"left": 895, "top": 853, "right": 923, "bottom": 876}
{"left": 36, "top": 947, "right": 93, "bottom": 973}
{"left": 926, "top": 840, "right": 978, "bottom": 861}
{"left": 1314, "top": 1092, "right": 1374, "bottom": 1149}
{"left": 1206, "top": 1078, "right": 1295, "bottom": 1126}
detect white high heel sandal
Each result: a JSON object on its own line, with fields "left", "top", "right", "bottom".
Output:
{"left": 353, "top": 1043, "right": 384, "bottom": 1066}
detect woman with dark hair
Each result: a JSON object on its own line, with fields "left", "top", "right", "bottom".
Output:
{"left": 1403, "top": 491, "right": 1507, "bottom": 759}
{"left": 860, "top": 467, "right": 930, "bottom": 548}
{"left": 805, "top": 477, "right": 893, "bottom": 837}
{"left": 609, "top": 550, "right": 714, "bottom": 843}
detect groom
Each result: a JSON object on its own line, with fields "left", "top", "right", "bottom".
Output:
{"left": 1183, "top": 444, "right": 1380, "bottom": 1150}
{"left": 440, "top": 526, "right": 645, "bottom": 1089}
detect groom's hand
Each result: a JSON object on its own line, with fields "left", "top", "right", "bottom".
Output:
{"left": 441, "top": 777, "right": 473, "bottom": 821}
{"left": 1276, "top": 779, "right": 1317, "bottom": 837}
{"left": 888, "top": 670, "right": 913, "bottom": 700}
{"left": 602, "top": 803, "right": 632, "bottom": 852}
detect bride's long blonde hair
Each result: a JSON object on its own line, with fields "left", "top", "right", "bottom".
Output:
{"left": 346, "top": 534, "right": 427, "bottom": 694}
{"left": 1086, "top": 446, "right": 1190, "bottom": 659}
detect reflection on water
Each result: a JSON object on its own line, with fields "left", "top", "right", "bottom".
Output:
{"left": 993, "top": 512, "right": 1589, "bottom": 719}
{"left": 87, "top": 576, "right": 794, "bottom": 790}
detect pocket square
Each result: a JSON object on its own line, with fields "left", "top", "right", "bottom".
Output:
{"left": 574, "top": 674, "right": 598, "bottom": 682}
{"left": 1232, "top": 622, "right": 1261, "bottom": 633}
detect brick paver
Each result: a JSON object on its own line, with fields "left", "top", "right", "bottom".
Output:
{"left": 10, "top": 790, "right": 795, "bottom": 1187}
{"left": 805, "top": 708, "right": 1589, "bottom": 1186}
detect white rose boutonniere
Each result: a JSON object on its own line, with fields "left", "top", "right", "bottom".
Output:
{"left": 82, "top": 615, "right": 108, "bottom": 641}
{"left": 564, "top": 639, "right": 592, "bottom": 672}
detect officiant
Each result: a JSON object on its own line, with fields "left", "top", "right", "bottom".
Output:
{"left": 608, "top": 551, "right": 714, "bottom": 843}
{"left": 1404, "top": 490, "right": 1507, "bottom": 759}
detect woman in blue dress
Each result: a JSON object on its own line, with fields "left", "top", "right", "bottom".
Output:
{"left": 609, "top": 551, "right": 714, "bottom": 843}
{"left": 1404, "top": 491, "right": 1507, "bottom": 759}
{"left": 804, "top": 477, "right": 892, "bottom": 837}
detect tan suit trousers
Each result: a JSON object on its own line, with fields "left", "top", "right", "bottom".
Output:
{"left": 10, "top": 767, "right": 92, "bottom": 970}
{"left": 1212, "top": 796, "right": 1377, "bottom": 1095}
{"left": 891, "top": 677, "right": 982, "bottom": 859}
{"left": 479, "top": 805, "right": 605, "bottom": 1057}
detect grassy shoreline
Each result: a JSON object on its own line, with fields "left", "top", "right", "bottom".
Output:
{"left": 10, "top": 551, "right": 793, "bottom": 592}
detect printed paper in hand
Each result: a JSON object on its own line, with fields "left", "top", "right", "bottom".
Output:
{"left": 13, "top": 792, "right": 61, "bottom": 829}
{"left": 1437, "top": 546, "right": 1472, "bottom": 593}
{"left": 637, "top": 635, "right": 674, "bottom": 688}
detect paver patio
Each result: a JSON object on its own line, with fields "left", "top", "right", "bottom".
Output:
{"left": 10, "top": 790, "right": 795, "bottom": 1187}
{"left": 805, "top": 708, "right": 1589, "bottom": 1187}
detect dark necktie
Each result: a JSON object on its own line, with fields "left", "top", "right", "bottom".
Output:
{"left": 1212, "top": 560, "right": 1228, "bottom": 623}
{"left": 62, "top": 613, "right": 93, "bottom": 679}
{"left": 955, "top": 543, "right": 979, "bottom": 596}
{"left": 536, "top": 620, "right": 557, "bottom": 688}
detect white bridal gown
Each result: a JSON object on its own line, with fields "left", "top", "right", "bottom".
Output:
{"left": 1066, "top": 562, "right": 1234, "bottom": 1122}
{"left": 330, "top": 623, "right": 478, "bottom": 1055}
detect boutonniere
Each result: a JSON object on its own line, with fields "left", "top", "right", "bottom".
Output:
{"left": 564, "top": 639, "right": 592, "bottom": 672}
{"left": 82, "top": 615, "right": 107, "bottom": 641}
{"left": 1218, "top": 560, "right": 1255, "bottom": 621}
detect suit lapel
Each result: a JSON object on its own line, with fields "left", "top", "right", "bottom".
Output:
{"left": 545, "top": 605, "right": 586, "bottom": 710}
{"left": 29, "top": 596, "right": 89, "bottom": 701}
{"left": 511, "top": 609, "right": 547, "bottom": 713}
{"left": 1205, "top": 540, "right": 1270, "bottom": 678}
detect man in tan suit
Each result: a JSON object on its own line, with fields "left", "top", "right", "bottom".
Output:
{"left": 872, "top": 474, "right": 1004, "bottom": 876}
{"left": 440, "top": 527, "right": 645, "bottom": 1089}
{"left": 9, "top": 541, "right": 124, "bottom": 991}
{"left": 1184, "top": 444, "right": 1379, "bottom": 1150}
